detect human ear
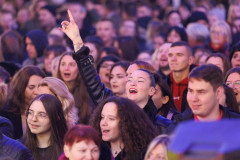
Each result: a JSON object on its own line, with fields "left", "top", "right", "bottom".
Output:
{"left": 216, "top": 85, "right": 224, "bottom": 100}
{"left": 162, "top": 96, "right": 169, "bottom": 104}
{"left": 64, "top": 145, "right": 70, "bottom": 158}
{"left": 149, "top": 87, "right": 156, "bottom": 96}
{"left": 188, "top": 56, "right": 194, "bottom": 65}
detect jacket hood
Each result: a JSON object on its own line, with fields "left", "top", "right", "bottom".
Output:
{"left": 25, "top": 29, "right": 48, "bottom": 57}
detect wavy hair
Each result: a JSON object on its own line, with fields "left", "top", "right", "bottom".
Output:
{"left": 38, "top": 77, "right": 79, "bottom": 127}
{"left": 90, "top": 96, "right": 159, "bottom": 160}
{"left": 5, "top": 66, "right": 45, "bottom": 114}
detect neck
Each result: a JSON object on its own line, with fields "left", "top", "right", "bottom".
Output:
{"left": 36, "top": 131, "right": 51, "bottom": 148}
{"left": 65, "top": 81, "right": 75, "bottom": 93}
{"left": 115, "top": 92, "right": 127, "bottom": 98}
{"left": 172, "top": 69, "right": 189, "bottom": 83}
{"left": 104, "top": 40, "right": 113, "bottom": 47}
{"left": 110, "top": 139, "right": 124, "bottom": 158}
{"left": 162, "top": 68, "right": 171, "bottom": 76}
{"left": 136, "top": 99, "right": 148, "bottom": 109}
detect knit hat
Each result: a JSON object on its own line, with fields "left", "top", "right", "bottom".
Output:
{"left": 41, "top": 5, "right": 56, "bottom": 17}
{"left": 188, "top": 11, "right": 208, "bottom": 24}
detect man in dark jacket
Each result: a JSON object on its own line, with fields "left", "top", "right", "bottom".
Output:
{"left": 167, "top": 64, "right": 240, "bottom": 133}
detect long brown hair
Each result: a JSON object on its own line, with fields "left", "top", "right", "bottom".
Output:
{"left": 5, "top": 66, "right": 45, "bottom": 114}
{"left": 57, "top": 52, "right": 94, "bottom": 124}
{"left": 25, "top": 94, "right": 68, "bottom": 160}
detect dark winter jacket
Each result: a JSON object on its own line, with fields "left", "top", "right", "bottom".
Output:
{"left": 166, "top": 105, "right": 240, "bottom": 134}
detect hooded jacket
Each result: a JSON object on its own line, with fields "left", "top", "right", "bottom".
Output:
{"left": 23, "top": 29, "right": 48, "bottom": 66}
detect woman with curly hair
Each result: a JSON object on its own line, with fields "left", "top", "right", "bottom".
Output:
{"left": 90, "top": 96, "right": 159, "bottom": 160}
{"left": 37, "top": 77, "right": 78, "bottom": 128}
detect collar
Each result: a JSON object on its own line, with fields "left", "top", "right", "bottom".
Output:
{"left": 194, "top": 109, "right": 223, "bottom": 121}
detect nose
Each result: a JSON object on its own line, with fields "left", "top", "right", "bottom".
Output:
{"left": 191, "top": 93, "right": 199, "bottom": 102}
{"left": 31, "top": 113, "right": 38, "bottom": 121}
{"left": 100, "top": 117, "right": 107, "bottom": 126}
{"left": 129, "top": 80, "right": 137, "bottom": 86}
{"left": 170, "top": 55, "right": 177, "bottom": 61}
{"left": 85, "top": 150, "right": 93, "bottom": 160}
{"left": 33, "top": 87, "right": 38, "bottom": 97}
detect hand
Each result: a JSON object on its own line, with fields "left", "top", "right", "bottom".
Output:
{"left": 59, "top": 10, "right": 82, "bottom": 44}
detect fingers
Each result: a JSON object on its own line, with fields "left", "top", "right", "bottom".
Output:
{"left": 68, "top": 9, "right": 75, "bottom": 23}
{"left": 61, "top": 21, "right": 69, "bottom": 26}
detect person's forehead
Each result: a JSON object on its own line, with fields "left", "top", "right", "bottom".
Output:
{"left": 102, "top": 60, "right": 115, "bottom": 65}
{"left": 131, "top": 70, "right": 149, "bottom": 78}
{"left": 169, "top": 46, "right": 188, "bottom": 54}
{"left": 97, "top": 21, "right": 113, "bottom": 27}
{"left": 188, "top": 78, "right": 213, "bottom": 89}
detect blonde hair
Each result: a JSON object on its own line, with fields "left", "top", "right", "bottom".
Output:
{"left": 0, "top": 82, "right": 8, "bottom": 110}
{"left": 144, "top": 134, "right": 170, "bottom": 160}
{"left": 38, "top": 77, "right": 78, "bottom": 128}
{"left": 210, "top": 20, "right": 232, "bottom": 44}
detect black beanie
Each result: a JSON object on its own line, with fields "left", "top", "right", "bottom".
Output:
{"left": 188, "top": 11, "right": 208, "bottom": 24}
{"left": 41, "top": 5, "right": 56, "bottom": 17}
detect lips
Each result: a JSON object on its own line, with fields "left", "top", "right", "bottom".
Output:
{"left": 191, "top": 104, "right": 200, "bottom": 110}
{"left": 63, "top": 73, "right": 71, "bottom": 78}
{"left": 129, "top": 88, "right": 137, "bottom": 94}
{"left": 112, "top": 85, "right": 118, "bottom": 89}
{"left": 29, "top": 124, "right": 40, "bottom": 129}
{"left": 101, "top": 129, "right": 110, "bottom": 135}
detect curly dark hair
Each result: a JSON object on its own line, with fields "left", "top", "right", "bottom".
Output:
{"left": 90, "top": 96, "right": 159, "bottom": 160}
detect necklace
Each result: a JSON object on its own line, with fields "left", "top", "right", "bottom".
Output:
{"left": 114, "top": 151, "right": 118, "bottom": 155}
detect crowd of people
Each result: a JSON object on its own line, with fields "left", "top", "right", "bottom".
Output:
{"left": 1, "top": 0, "right": 240, "bottom": 159}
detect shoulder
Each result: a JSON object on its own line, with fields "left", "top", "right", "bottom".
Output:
{"left": 0, "top": 134, "right": 33, "bottom": 160}
{"left": 0, "top": 116, "right": 14, "bottom": 138}
{"left": 221, "top": 106, "right": 240, "bottom": 119}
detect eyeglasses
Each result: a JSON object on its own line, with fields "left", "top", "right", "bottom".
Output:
{"left": 26, "top": 110, "right": 48, "bottom": 120}
{"left": 225, "top": 80, "right": 240, "bottom": 87}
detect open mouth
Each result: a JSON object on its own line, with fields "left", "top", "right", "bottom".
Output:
{"left": 129, "top": 88, "right": 137, "bottom": 93}
{"left": 112, "top": 85, "right": 118, "bottom": 88}
{"left": 102, "top": 129, "right": 110, "bottom": 134}
{"left": 64, "top": 73, "right": 71, "bottom": 78}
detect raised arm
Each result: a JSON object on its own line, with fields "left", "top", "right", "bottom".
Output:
{"left": 59, "top": 10, "right": 83, "bottom": 52}
{"left": 59, "top": 10, "right": 113, "bottom": 106}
